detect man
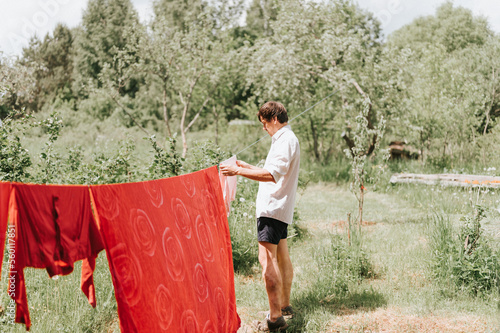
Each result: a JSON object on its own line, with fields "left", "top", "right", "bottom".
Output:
{"left": 220, "top": 101, "right": 300, "bottom": 332}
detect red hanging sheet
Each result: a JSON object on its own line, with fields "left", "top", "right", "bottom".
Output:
{"left": 90, "top": 166, "right": 241, "bottom": 333}
{"left": 0, "top": 181, "right": 11, "bottom": 277}
{"left": 8, "top": 183, "right": 104, "bottom": 330}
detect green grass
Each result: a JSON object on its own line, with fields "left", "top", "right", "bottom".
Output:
{"left": 0, "top": 253, "right": 119, "bottom": 333}
{"left": 235, "top": 182, "right": 500, "bottom": 332}
{"left": 0, "top": 181, "right": 498, "bottom": 332}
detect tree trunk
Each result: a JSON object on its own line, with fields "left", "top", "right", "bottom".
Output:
{"left": 180, "top": 103, "right": 188, "bottom": 158}
{"left": 419, "top": 130, "right": 425, "bottom": 164}
{"left": 213, "top": 105, "right": 219, "bottom": 146}
{"left": 309, "top": 115, "right": 320, "bottom": 161}
{"left": 163, "top": 87, "right": 172, "bottom": 137}
{"left": 484, "top": 67, "right": 496, "bottom": 135}
{"left": 179, "top": 91, "right": 189, "bottom": 159}
{"left": 325, "top": 134, "right": 335, "bottom": 162}
{"left": 260, "top": 0, "right": 270, "bottom": 36}
{"left": 358, "top": 179, "right": 364, "bottom": 233}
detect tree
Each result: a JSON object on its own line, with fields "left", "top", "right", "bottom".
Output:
{"left": 174, "top": 18, "right": 219, "bottom": 158}
{"left": 344, "top": 93, "right": 387, "bottom": 232}
{"left": 72, "top": 0, "right": 141, "bottom": 98}
{"left": 152, "top": 0, "right": 205, "bottom": 31}
{"left": 136, "top": 1, "right": 242, "bottom": 157}
{"left": 388, "top": 1, "right": 492, "bottom": 54}
{"left": 0, "top": 56, "right": 36, "bottom": 116}
{"left": 385, "top": 3, "right": 499, "bottom": 165}
{"left": 242, "top": 0, "right": 383, "bottom": 163}
{"left": 20, "top": 24, "right": 74, "bottom": 111}
{"left": 245, "top": 0, "right": 279, "bottom": 37}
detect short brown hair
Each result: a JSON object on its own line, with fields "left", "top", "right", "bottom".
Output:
{"left": 258, "top": 101, "right": 288, "bottom": 123}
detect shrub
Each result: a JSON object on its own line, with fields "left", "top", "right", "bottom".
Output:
{"left": 303, "top": 157, "right": 352, "bottom": 183}
{"left": 77, "top": 92, "right": 115, "bottom": 120}
{"left": 33, "top": 112, "right": 64, "bottom": 184}
{"left": 184, "top": 140, "right": 230, "bottom": 173}
{"left": 314, "top": 234, "right": 374, "bottom": 301}
{"left": 227, "top": 177, "right": 259, "bottom": 274}
{"left": 429, "top": 209, "right": 500, "bottom": 296}
{"left": 146, "top": 135, "right": 183, "bottom": 180}
{"left": 0, "top": 114, "right": 32, "bottom": 182}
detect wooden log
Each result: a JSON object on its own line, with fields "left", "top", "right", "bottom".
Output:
{"left": 389, "top": 173, "right": 500, "bottom": 188}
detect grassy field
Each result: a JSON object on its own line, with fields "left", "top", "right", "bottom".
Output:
{"left": 236, "top": 182, "right": 500, "bottom": 333}
{"left": 0, "top": 181, "right": 499, "bottom": 332}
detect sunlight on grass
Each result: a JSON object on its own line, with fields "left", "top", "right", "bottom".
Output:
{"left": 236, "top": 182, "right": 500, "bottom": 333}
{"left": 0, "top": 253, "right": 118, "bottom": 332}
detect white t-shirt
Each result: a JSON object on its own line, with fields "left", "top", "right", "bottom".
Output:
{"left": 256, "top": 125, "right": 300, "bottom": 224}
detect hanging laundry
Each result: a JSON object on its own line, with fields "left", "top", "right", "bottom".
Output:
{"left": 219, "top": 156, "right": 238, "bottom": 216}
{"left": 8, "top": 183, "right": 104, "bottom": 330}
{"left": 0, "top": 181, "right": 11, "bottom": 277}
{"left": 90, "top": 166, "right": 241, "bottom": 333}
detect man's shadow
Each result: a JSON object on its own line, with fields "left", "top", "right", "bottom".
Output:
{"left": 285, "top": 285, "right": 387, "bottom": 332}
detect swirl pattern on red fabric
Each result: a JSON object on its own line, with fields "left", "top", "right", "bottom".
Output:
{"left": 195, "top": 215, "right": 215, "bottom": 262}
{"left": 154, "top": 284, "right": 173, "bottom": 331}
{"left": 130, "top": 208, "right": 156, "bottom": 256}
{"left": 162, "top": 227, "right": 186, "bottom": 282}
{"left": 172, "top": 197, "right": 192, "bottom": 239}
{"left": 143, "top": 180, "right": 164, "bottom": 208}
{"left": 90, "top": 167, "right": 240, "bottom": 333}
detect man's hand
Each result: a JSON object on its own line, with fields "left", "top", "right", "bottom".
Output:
{"left": 221, "top": 160, "right": 274, "bottom": 182}
{"left": 220, "top": 163, "right": 239, "bottom": 176}
{"left": 236, "top": 160, "right": 252, "bottom": 169}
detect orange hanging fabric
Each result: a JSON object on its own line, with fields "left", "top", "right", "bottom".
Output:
{"left": 90, "top": 166, "right": 241, "bottom": 333}
{"left": 8, "top": 183, "right": 104, "bottom": 330}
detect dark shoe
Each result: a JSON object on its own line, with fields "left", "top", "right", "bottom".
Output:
{"left": 281, "top": 305, "right": 294, "bottom": 319}
{"left": 253, "top": 314, "right": 288, "bottom": 332}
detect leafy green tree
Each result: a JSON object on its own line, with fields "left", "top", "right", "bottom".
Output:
{"left": 385, "top": 2, "right": 499, "bottom": 166}
{"left": 389, "top": 1, "right": 492, "bottom": 53}
{"left": 0, "top": 113, "right": 32, "bottom": 182}
{"left": 153, "top": 0, "right": 244, "bottom": 31}
{"left": 245, "top": 0, "right": 279, "bottom": 37}
{"left": 136, "top": 1, "right": 239, "bottom": 157}
{"left": 0, "top": 56, "right": 36, "bottom": 116}
{"left": 20, "top": 24, "right": 74, "bottom": 111}
{"left": 152, "top": 0, "right": 205, "bottom": 31}
{"left": 137, "top": 18, "right": 180, "bottom": 137}
{"left": 173, "top": 19, "right": 220, "bottom": 158}
{"left": 242, "top": 0, "right": 382, "bottom": 163}
{"left": 72, "top": 0, "right": 141, "bottom": 98}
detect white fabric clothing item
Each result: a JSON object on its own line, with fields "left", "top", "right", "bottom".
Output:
{"left": 219, "top": 155, "right": 237, "bottom": 216}
{"left": 256, "top": 125, "right": 300, "bottom": 224}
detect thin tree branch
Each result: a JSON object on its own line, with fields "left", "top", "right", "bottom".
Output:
{"left": 107, "top": 91, "right": 151, "bottom": 137}
{"left": 185, "top": 97, "right": 209, "bottom": 133}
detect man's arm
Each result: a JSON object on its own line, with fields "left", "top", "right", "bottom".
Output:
{"left": 220, "top": 160, "right": 275, "bottom": 183}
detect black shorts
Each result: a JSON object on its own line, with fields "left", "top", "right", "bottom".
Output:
{"left": 257, "top": 217, "right": 288, "bottom": 245}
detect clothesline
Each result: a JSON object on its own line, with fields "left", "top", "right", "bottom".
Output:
{"left": 0, "top": 167, "right": 241, "bottom": 332}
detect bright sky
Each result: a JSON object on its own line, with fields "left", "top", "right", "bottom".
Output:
{"left": 0, "top": 0, "right": 499, "bottom": 57}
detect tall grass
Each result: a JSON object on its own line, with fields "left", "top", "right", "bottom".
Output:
{"left": 0, "top": 253, "right": 118, "bottom": 332}
{"left": 428, "top": 209, "right": 500, "bottom": 297}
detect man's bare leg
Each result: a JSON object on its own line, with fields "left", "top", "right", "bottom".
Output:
{"left": 277, "top": 238, "right": 293, "bottom": 309}
{"left": 258, "top": 241, "right": 283, "bottom": 321}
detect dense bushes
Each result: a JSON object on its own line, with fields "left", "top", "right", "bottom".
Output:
{"left": 0, "top": 116, "right": 32, "bottom": 182}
